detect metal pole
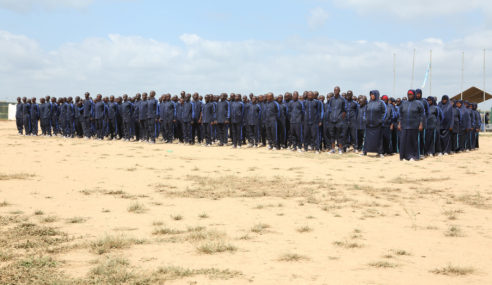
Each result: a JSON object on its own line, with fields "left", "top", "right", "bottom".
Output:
{"left": 461, "top": 51, "right": 464, "bottom": 100}
{"left": 429, "top": 49, "right": 432, "bottom": 97}
{"left": 484, "top": 49, "right": 486, "bottom": 103}
{"left": 411, "top": 48, "right": 415, "bottom": 88}
{"left": 393, "top": 53, "right": 396, "bottom": 96}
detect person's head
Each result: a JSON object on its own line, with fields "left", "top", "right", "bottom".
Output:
{"left": 249, "top": 93, "right": 254, "bottom": 100}
{"left": 307, "top": 91, "right": 314, "bottom": 101}
{"left": 104, "top": 97, "right": 109, "bottom": 103}
{"left": 266, "top": 93, "right": 274, "bottom": 102}
{"left": 369, "top": 90, "right": 380, "bottom": 101}
{"left": 205, "top": 94, "right": 210, "bottom": 103}
{"left": 185, "top": 93, "right": 191, "bottom": 101}
{"left": 96, "top": 94, "right": 102, "bottom": 101}
{"left": 179, "top": 98, "right": 184, "bottom": 104}
{"left": 381, "top": 95, "right": 389, "bottom": 104}
{"left": 318, "top": 95, "right": 325, "bottom": 102}
{"left": 40, "top": 98, "right": 45, "bottom": 104}
{"left": 22, "top": 97, "right": 27, "bottom": 103}
{"left": 242, "top": 95, "right": 248, "bottom": 103}
{"left": 389, "top": 97, "right": 396, "bottom": 106}
{"left": 85, "top": 92, "right": 90, "bottom": 99}
{"left": 142, "top": 93, "right": 148, "bottom": 100}
{"left": 136, "top": 93, "right": 141, "bottom": 100}
{"left": 150, "top": 90, "right": 156, "bottom": 98}
{"left": 220, "top": 93, "right": 227, "bottom": 101}
{"left": 32, "top": 97, "right": 36, "bottom": 103}
{"left": 67, "top": 97, "right": 73, "bottom": 103}
{"left": 110, "top": 95, "right": 115, "bottom": 102}
{"left": 334, "top": 86, "right": 341, "bottom": 97}
{"left": 327, "top": 92, "right": 334, "bottom": 100}
{"left": 234, "top": 94, "right": 240, "bottom": 101}
{"left": 415, "top": 89, "right": 422, "bottom": 100}
{"left": 17, "top": 97, "right": 21, "bottom": 103}
{"left": 123, "top": 94, "right": 128, "bottom": 102}
{"left": 346, "top": 91, "right": 353, "bottom": 101}
{"left": 27, "top": 98, "right": 32, "bottom": 104}
{"left": 276, "top": 95, "right": 283, "bottom": 103}
{"left": 358, "top": 96, "right": 367, "bottom": 106}
{"left": 427, "top": 97, "right": 434, "bottom": 106}
{"left": 116, "top": 97, "right": 122, "bottom": 103}
{"left": 193, "top": 93, "right": 199, "bottom": 101}
{"left": 456, "top": 100, "right": 462, "bottom": 108}
{"left": 258, "top": 95, "right": 264, "bottom": 102}
{"left": 180, "top": 91, "right": 185, "bottom": 98}
{"left": 45, "top": 95, "right": 50, "bottom": 102}
{"left": 292, "top": 92, "right": 299, "bottom": 101}
{"left": 51, "top": 97, "right": 56, "bottom": 103}
{"left": 407, "top": 90, "right": 415, "bottom": 101}
{"left": 252, "top": 96, "right": 257, "bottom": 104}
{"left": 441, "top": 95, "right": 448, "bottom": 105}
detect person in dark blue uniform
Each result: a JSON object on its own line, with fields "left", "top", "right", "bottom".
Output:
{"left": 289, "top": 92, "right": 304, "bottom": 152}
{"left": 303, "top": 91, "right": 323, "bottom": 153}
{"left": 363, "top": 90, "right": 386, "bottom": 157}
{"left": 147, "top": 91, "right": 158, "bottom": 143}
{"left": 230, "top": 94, "right": 244, "bottom": 148}
{"left": 39, "top": 98, "right": 51, "bottom": 136}
{"left": 398, "top": 90, "right": 424, "bottom": 161}
{"left": 30, "top": 97, "right": 40, "bottom": 136}
{"left": 200, "top": 94, "right": 216, "bottom": 146}
{"left": 328, "top": 86, "right": 346, "bottom": 154}
{"left": 215, "top": 93, "right": 230, "bottom": 146}
{"left": 16, "top": 97, "right": 23, "bottom": 135}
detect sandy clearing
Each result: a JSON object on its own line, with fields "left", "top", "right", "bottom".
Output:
{"left": 1, "top": 120, "right": 492, "bottom": 284}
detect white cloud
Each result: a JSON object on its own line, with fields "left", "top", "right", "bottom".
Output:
{"left": 1, "top": 29, "right": 491, "bottom": 109}
{"left": 333, "top": 0, "right": 492, "bottom": 18}
{"left": 0, "top": 0, "right": 94, "bottom": 12}
{"left": 308, "top": 7, "right": 329, "bottom": 29}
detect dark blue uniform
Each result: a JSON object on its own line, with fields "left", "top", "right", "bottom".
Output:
{"left": 216, "top": 100, "right": 230, "bottom": 146}
{"left": 288, "top": 100, "right": 304, "bottom": 150}
{"left": 230, "top": 101, "right": 244, "bottom": 147}
{"left": 303, "top": 99, "right": 323, "bottom": 151}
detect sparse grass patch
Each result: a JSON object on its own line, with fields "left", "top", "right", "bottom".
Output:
{"left": 368, "top": 261, "right": 398, "bottom": 268}
{"left": 90, "top": 236, "right": 144, "bottom": 255}
{"left": 34, "top": 210, "right": 44, "bottom": 215}
{"left": 127, "top": 202, "right": 147, "bottom": 214}
{"left": 278, "top": 253, "right": 309, "bottom": 262}
{"left": 41, "top": 216, "right": 57, "bottom": 223}
{"left": 0, "top": 173, "right": 35, "bottom": 181}
{"left": 9, "top": 210, "right": 24, "bottom": 215}
{"left": 443, "top": 209, "right": 464, "bottom": 220}
{"left": 152, "top": 220, "right": 164, "bottom": 226}
{"left": 445, "top": 225, "right": 464, "bottom": 237}
{"left": 196, "top": 241, "right": 237, "bottom": 254}
{"left": 333, "top": 240, "right": 363, "bottom": 249}
{"left": 296, "top": 225, "right": 312, "bottom": 233}
{"left": 392, "top": 249, "right": 411, "bottom": 256}
{"left": 251, "top": 223, "right": 270, "bottom": 234}
{"left": 431, "top": 265, "right": 475, "bottom": 276}
{"left": 456, "top": 192, "right": 490, "bottom": 209}
{"left": 154, "top": 265, "right": 242, "bottom": 280}
{"left": 170, "top": 214, "right": 183, "bottom": 221}
{"left": 198, "top": 213, "right": 209, "bottom": 219}
{"left": 152, "top": 227, "right": 184, "bottom": 235}
{"left": 66, "top": 217, "right": 87, "bottom": 224}
{"left": 0, "top": 200, "right": 10, "bottom": 207}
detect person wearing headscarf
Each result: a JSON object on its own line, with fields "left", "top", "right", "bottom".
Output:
{"left": 438, "top": 95, "right": 453, "bottom": 154}
{"left": 472, "top": 103, "right": 481, "bottom": 149}
{"left": 355, "top": 96, "right": 367, "bottom": 152}
{"left": 451, "top": 100, "right": 462, "bottom": 152}
{"left": 381, "top": 95, "right": 394, "bottom": 155}
{"left": 424, "top": 96, "right": 442, "bottom": 156}
{"left": 389, "top": 97, "right": 400, "bottom": 153}
{"left": 398, "top": 90, "right": 424, "bottom": 161}
{"left": 362, "top": 90, "right": 386, "bottom": 157}
{"left": 415, "top": 89, "right": 429, "bottom": 156}
{"left": 457, "top": 100, "right": 471, "bottom": 152}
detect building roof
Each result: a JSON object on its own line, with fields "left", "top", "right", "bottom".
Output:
{"left": 451, "top": 86, "right": 492, "bottom": 103}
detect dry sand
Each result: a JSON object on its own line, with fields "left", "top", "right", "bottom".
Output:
{"left": 1, "top": 120, "right": 491, "bottom": 284}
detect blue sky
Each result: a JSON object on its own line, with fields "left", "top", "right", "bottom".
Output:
{"left": 1, "top": 0, "right": 491, "bottom": 109}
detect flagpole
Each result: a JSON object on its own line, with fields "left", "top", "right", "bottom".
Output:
{"left": 484, "top": 49, "right": 486, "bottom": 103}
{"left": 461, "top": 51, "right": 464, "bottom": 100}
{"left": 393, "top": 53, "right": 396, "bottom": 96}
{"left": 411, "top": 48, "right": 416, "bottom": 88}
{"left": 429, "top": 49, "right": 432, "bottom": 97}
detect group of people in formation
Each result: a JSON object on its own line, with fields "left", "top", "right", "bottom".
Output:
{"left": 15, "top": 87, "right": 482, "bottom": 161}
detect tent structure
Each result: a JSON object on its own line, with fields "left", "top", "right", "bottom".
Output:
{"left": 451, "top": 86, "right": 492, "bottom": 103}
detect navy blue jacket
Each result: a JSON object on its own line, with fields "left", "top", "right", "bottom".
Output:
{"left": 16, "top": 103, "right": 23, "bottom": 119}
{"left": 356, "top": 104, "right": 367, "bottom": 130}
{"left": 328, "top": 96, "right": 346, "bottom": 124}
{"left": 230, "top": 101, "right": 244, "bottom": 124}
{"left": 427, "top": 104, "right": 442, "bottom": 129}
{"left": 288, "top": 100, "right": 304, "bottom": 124}
{"left": 459, "top": 106, "right": 471, "bottom": 131}
{"left": 50, "top": 103, "right": 58, "bottom": 121}
{"left": 108, "top": 102, "right": 118, "bottom": 120}
{"left": 39, "top": 103, "right": 51, "bottom": 119}
{"left": 83, "top": 100, "right": 93, "bottom": 118}
{"left": 216, "top": 101, "right": 230, "bottom": 124}
{"left": 94, "top": 101, "right": 106, "bottom": 120}
{"left": 303, "top": 100, "right": 323, "bottom": 125}
{"left": 147, "top": 98, "right": 158, "bottom": 119}
{"left": 382, "top": 103, "right": 394, "bottom": 128}
{"left": 245, "top": 103, "right": 261, "bottom": 126}
{"left": 30, "top": 104, "right": 40, "bottom": 120}
{"left": 182, "top": 101, "right": 193, "bottom": 123}
{"left": 159, "top": 101, "right": 176, "bottom": 122}
{"left": 345, "top": 100, "right": 359, "bottom": 126}
{"left": 201, "top": 102, "right": 216, "bottom": 124}
{"left": 192, "top": 100, "right": 202, "bottom": 121}
{"left": 365, "top": 91, "right": 386, "bottom": 128}
{"left": 139, "top": 100, "right": 148, "bottom": 121}
{"left": 23, "top": 103, "right": 31, "bottom": 118}
{"left": 260, "top": 102, "right": 268, "bottom": 126}
{"left": 398, "top": 99, "right": 424, "bottom": 129}
{"left": 438, "top": 97, "right": 454, "bottom": 130}
{"left": 66, "top": 103, "right": 75, "bottom": 121}
{"left": 121, "top": 101, "right": 133, "bottom": 122}
{"left": 418, "top": 98, "right": 430, "bottom": 128}
{"left": 175, "top": 103, "right": 184, "bottom": 122}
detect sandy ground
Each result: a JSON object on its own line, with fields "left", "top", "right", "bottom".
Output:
{"left": 1, "top": 120, "right": 492, "bottom": 284}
